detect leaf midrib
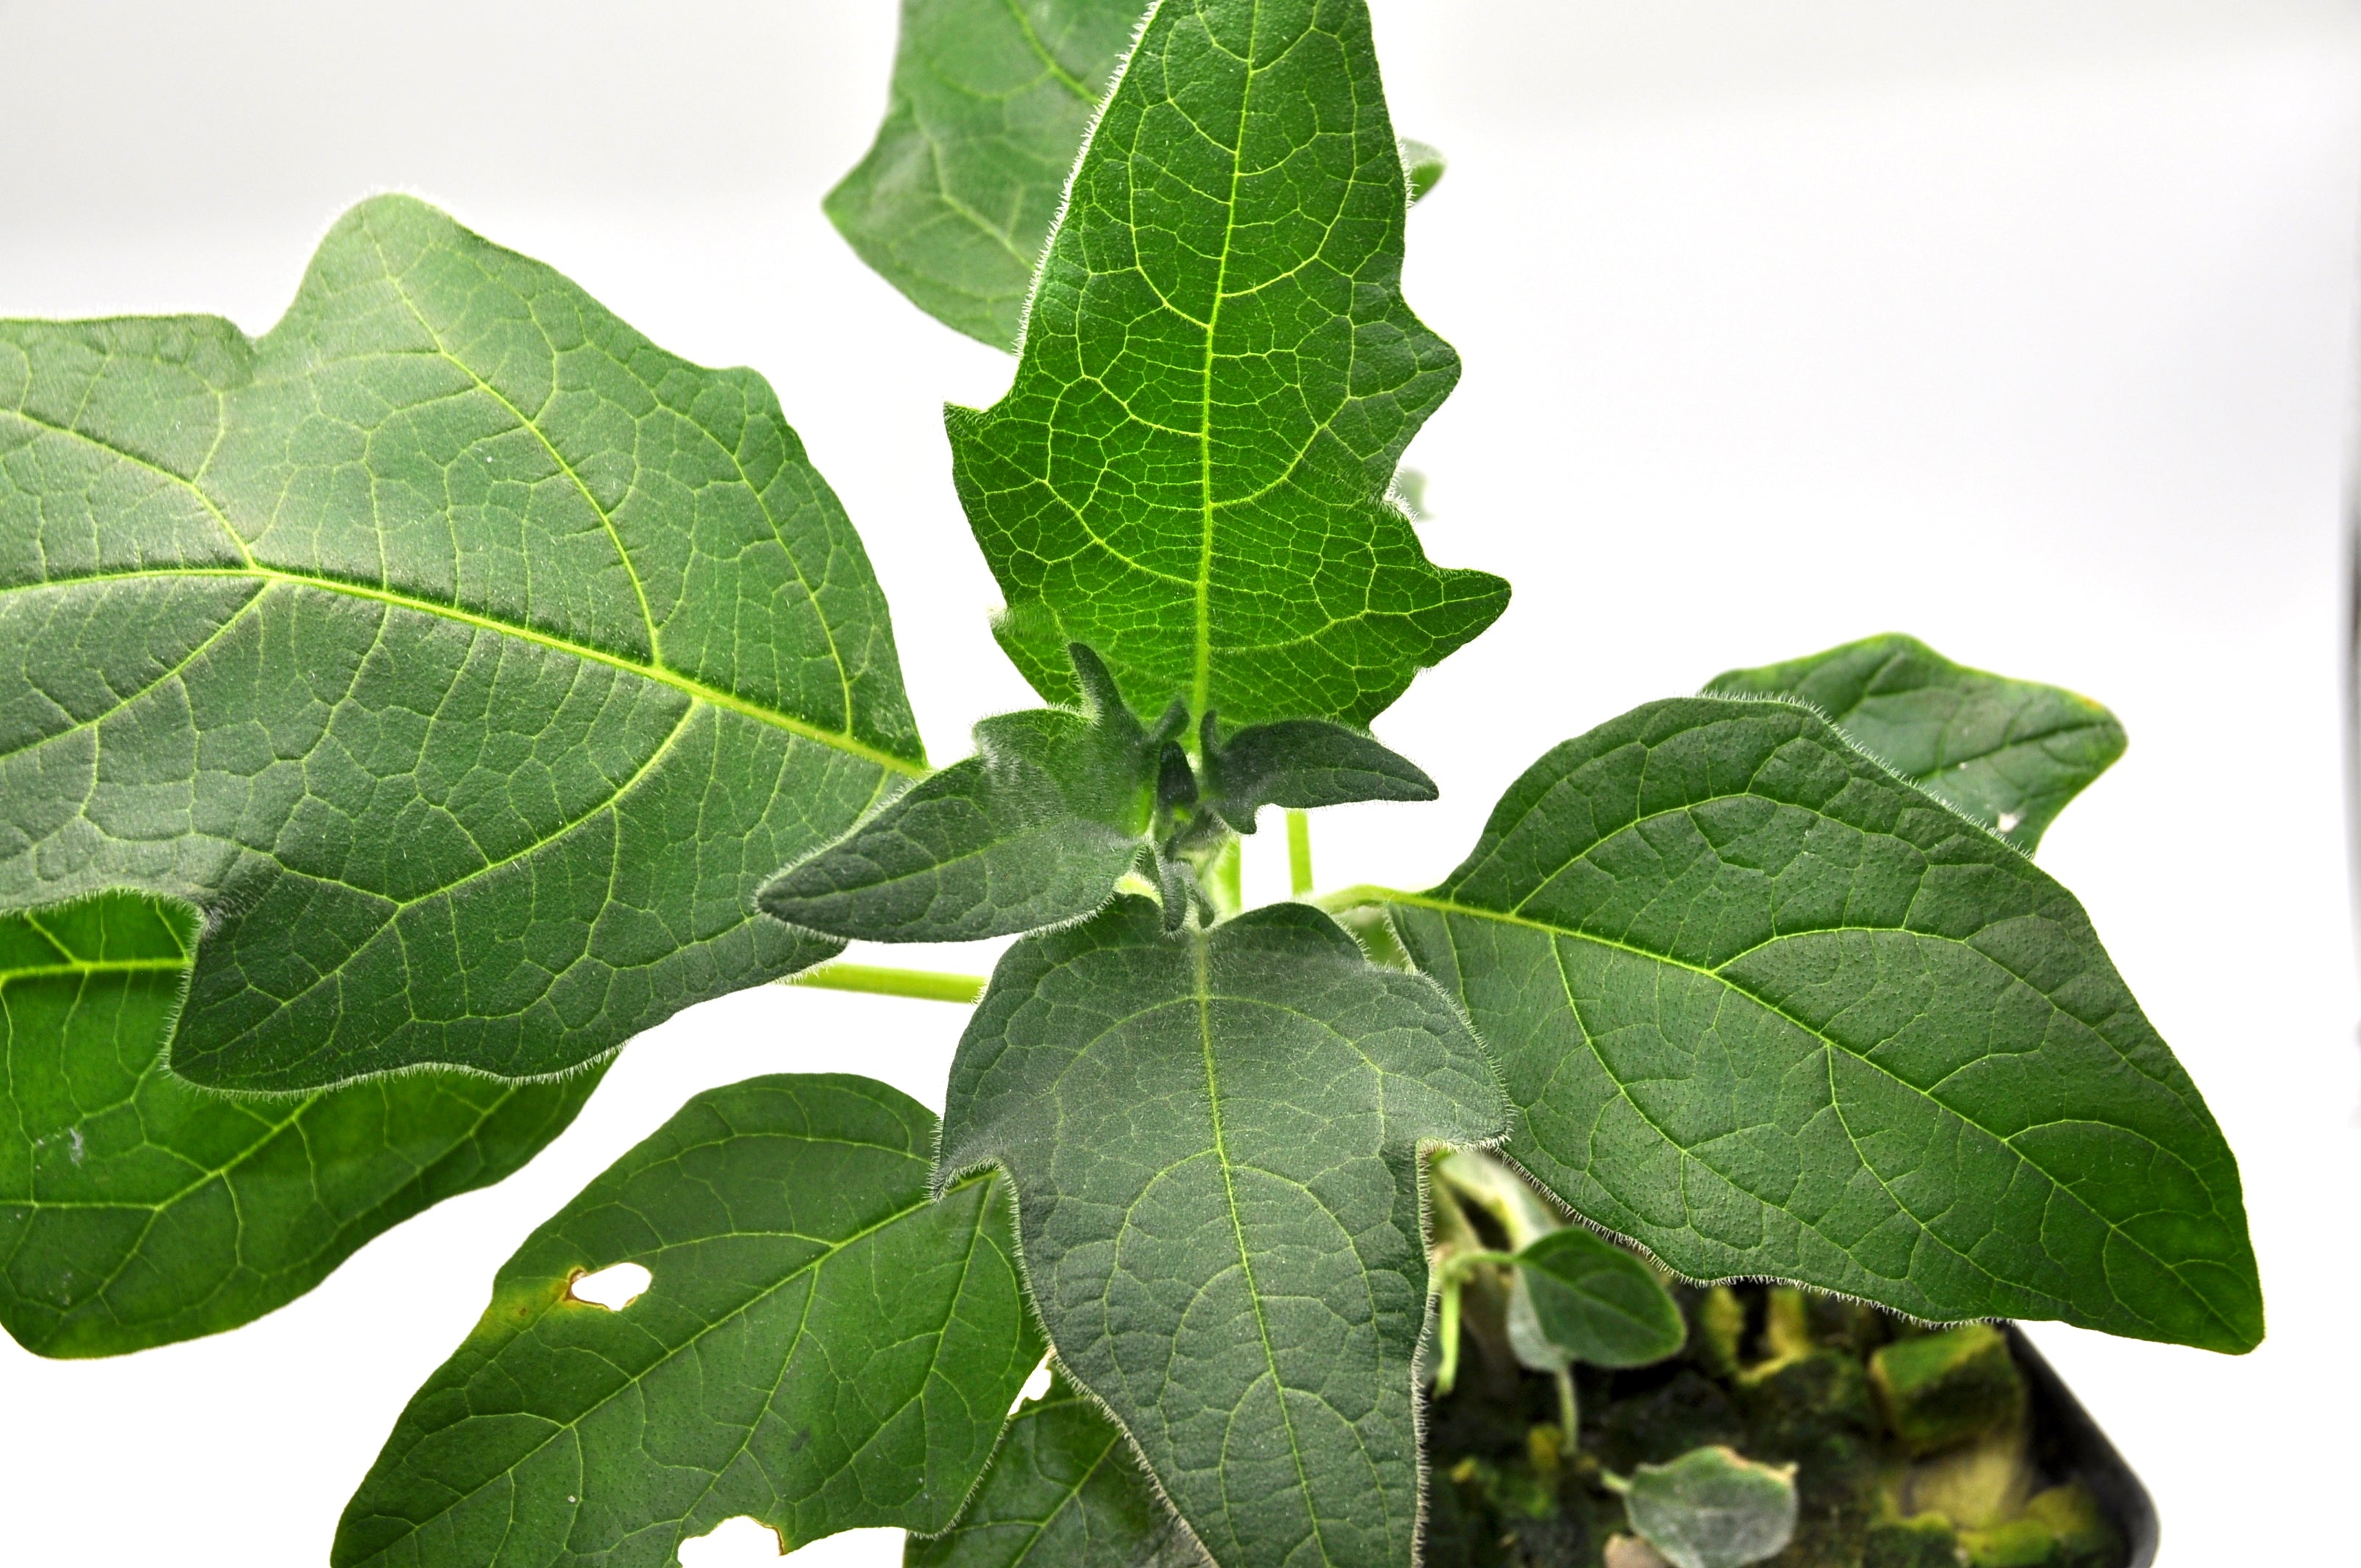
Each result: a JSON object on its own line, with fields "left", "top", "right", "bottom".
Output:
{"left": 1191, "top": 934, "right": 1338, "bottom": 1568}
{"left": 0, "top": 564, "right": 924, "bottom": 777}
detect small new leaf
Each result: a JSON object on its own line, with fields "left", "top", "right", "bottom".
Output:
{"left": 1517, "top": 1227, "right": 1688, "bottom": 1370}
{"left": 0, "top": 893, "right": 599, "bottom": 1357}
{"left": 1, "top": 195, "right": 924, "bottom": 1090}
{"left": 940, "top": 896, "right": 1508, "bottom": 1568}
{"left": 762, "top": 647, "right": 1167, "bottom": 942}
{"left": 336, "top": 1075, "right": 1041, "bottom": 1567}
{"left": 828, "top": 0, "right": 1145, "bottom": 347}
{"left": 1196, "top": 714, "right": 1436, "bottom": 835}
{"left": 1398, "top": 138, "right": 1447, "bottom": 204}
{"left": 1619, "top": 1447, "right": 1798, "bottom": 1568}
{"left": 1708, "top": 634, "right": 2125, "bottom": 852}
{"left": 1390, "top": 697, "right": 2262, "bottom": 1354}
{"left": 948, "top": 0, "right": 1509, "bottom": 728}
{"left": 905, "top": 1365, "right": 1205, "bottom": 1568}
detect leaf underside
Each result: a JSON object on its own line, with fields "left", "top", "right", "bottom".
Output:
{"left": 1707, "top": 633, "right": 2125, "bottom": 853}
{"left": 828, "top": 0, "right": 1146, "bottom": 348}
{"left": 0, "top": 892, "right": 598, "bottom": 1357}
{"left": 1, "top": 194, "right": 923, "bottom": 1091}
{"left": 905, "top": 1365, "right": 1205, "bottom": 1568}
{"left": 949, "top": 0, "right": 1509, "bottom": 728}
{"left": 940, "top": 896, "right": 1507, "bottom": 1568}
{"left": 336, "top": 1074, "right": 1042, "bottom": 1568}
{"left": 1390, "top": 698, "right": 2260, "bottom": 1354}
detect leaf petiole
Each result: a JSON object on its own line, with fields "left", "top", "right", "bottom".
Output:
{"left": 784, "top": 962, "right": 987, "bottom": 1004}
{"left": 1285, "top": 810, "right": 1313, "bottom": 896}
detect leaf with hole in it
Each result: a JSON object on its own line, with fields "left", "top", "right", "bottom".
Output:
{"left": 1390, "top": 698, "right": 2262, "bottom": 1354}
{"left": 940, "top": 896, "right": 1507, "bottom": 1568}
{"left": 947, "top": 0, "right": 1509, "bottom": 728}
{"left": 335, "top": 1074, "right": 1041, "bottom": 1568}
{"left": 1707, "top": 634, "right": 2124, "bottom": 852}
{"left": 905, "top": 1365, "right": 1204, "bottom": 1568}
{"left": 1516, "top": 1227, "right": 1686, "bottom": 1371}
{"left": 0, "top": 892, "right": 601, "bottom": 1357}
{"left": 1618, "top": 1447, "right": 1797, "bottom": 1568}
{"left": 0, "top": 194, "right": 925, "bottom": 1092}
{"left": 828, "top": 0, "right": 1145, "bottom": 348}
{"left": 761, "top": 646, "right": 1166, "bottom": 942}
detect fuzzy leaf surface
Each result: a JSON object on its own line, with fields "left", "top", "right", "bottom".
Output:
{"left": 763, "top": 650, "right": 1161, "bottom": 942}
{"left": 1390, "top": 698, "right": 2261, "bottom": 1354}
{"left": 828, "top": 0, "right": 1145, "bottom": 347}
{"left": 905, "top": 1365, "right": 1205, "bottom": 1568}
{"left": 0, "top": 195, "right": 924, "bottom": 1091}
{"left": 336, "top": 1074, "right": 1041, "bottom": 1567}
{"left": 1515, "top": 1227, "right": 1686, "bottom": 1370}
{"left": 1707, "top": 634, "right": 2123, "bottom": 852}
{"left": 948, "top": 0, "right": 1509, "bottom": 728}
{"left": 0, "top": 892, "right": 596, "bottom": 1356}
{"left": 940, "top": 896, "right": 1508, "bottom": 1568}
{"left": 1199, "top": 716, "right": 1435, "bottom": 834}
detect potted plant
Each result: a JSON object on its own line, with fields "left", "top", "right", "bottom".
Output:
{"left": 0, "top": 3, "right": 2259, "bottom": 1565}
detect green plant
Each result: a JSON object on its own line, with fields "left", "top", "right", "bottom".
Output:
{"left": 0, "top": 2, "right": 2260, "bottom": 1566}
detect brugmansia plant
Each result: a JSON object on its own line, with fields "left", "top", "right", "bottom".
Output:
{"left": 0, "top": 2, "right": 2260, "bottom": 1566}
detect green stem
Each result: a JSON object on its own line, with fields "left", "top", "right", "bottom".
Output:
{"left": 1435, "top": 1275, "right": 1463, "bottom": 1396}
{"left": 1208, "top": 838, "right": 1243, "bottom": 918}
{"left": 1285, "top": 810, "right": 1314, "bottom": 897}
{"left": 1555, "top": 1366, "right": 1579, "bottom": 1439}
{"left": 785, "top": 962, "right": 986, "bottom": 1004}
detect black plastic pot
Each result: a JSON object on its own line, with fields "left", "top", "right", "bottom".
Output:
{"left": 2004, "top": 1326, "right": 2158, "bottom": 1568}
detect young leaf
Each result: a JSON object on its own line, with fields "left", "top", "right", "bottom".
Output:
{"left": 1616, "top": 1447, "right": 1797, "bottom": 1568}
{"left": 1389, "top": 698, "right": 2263, "bottom": 1354}
{"left": 946, "top": 0, "right": 1509, "bottom": 729}
{"left": 940, "top": 896, "right": 1509, "bottom": 1568}
{"left": 905, "top": 1365, "right": 1205, "bottom": 1568}
{"left": 0, "top": 893, "right": 599, "bottom": 1358}
{"left": 0, "top": 195, "right": 924, "bottom": 1092}
{"left": 1707, "top": 634, "right": 2125, "bottom": 852}
{"left": 1197, "top": 715, "right": 1436, "bottom": 834}
{"left": 336, "top": 1074, "right": 1040, "bottom": 1567}
{"left": 761, "top": 649, "right": 1166, "bottom": 942}
{"left": 828, "top": 0, "right": 1145, "bottom": 347}
{"left": 1517, "top": 1227, "right": 1687, "bottom": 1370}
{"left": 1397, "top": 137, "right": 1447, "bottom": 203}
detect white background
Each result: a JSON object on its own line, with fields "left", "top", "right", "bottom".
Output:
{"left": 3, "top": 1, "right": 2358, "bottom": 1561}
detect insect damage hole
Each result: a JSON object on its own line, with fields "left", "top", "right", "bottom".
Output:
{"left": 567, "top": 1261, "right": 652, "bottom": 1311}
{"left": 677, "top": 1516, "right": 785, "bottom": 1564}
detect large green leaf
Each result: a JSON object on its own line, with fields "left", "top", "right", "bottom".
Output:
{"left": 946, "top": 0, "right": 1509, "bottom": 728}
{"left": 0, "top": 893, "right": 598, "bottom": 1357}
{"left": 828, "top": 0, "right": 1146, "bottom": 348}
{"left": 0, "top": 195, "right": 924, "bottom": 1092}
{"left": 1388, "top": 698, "right": 2261, "bottom": 1354}
{"left": 940, "top": 896, "right": 1508, "bottom": 1568}
{"left": 336, "top": 1074, "right": 1040, "bottom": 1567}
{"left": 1707, "top": 634, "right": 2125, "bottom": 852}
{"left": 905, "top": 1365, "right": 1203, "bottom": 1568}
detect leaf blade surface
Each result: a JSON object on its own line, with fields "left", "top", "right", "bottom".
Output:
{"left": 829, "top": 0, "right": 1146, "bottom": 346}
{"left": 1707, "top": 634, "right": 2123, "bottom": 851}
{"left": 904, "top": 1365, "right": 1205, "bottom": 1568}
{"left": 336, "top": 1073, "right": 1041, "bottom": 1567}
{"left": 940, "top": 896, "right": 1508, "bottom": 1568}
{"left": 0, "top": 892, "right": 598, "bottom": 1357}
{"left": 1516, "top": 1227, "right": 1686, "bottom": 1370}
{"left": 0, "top": 195, "right": 923, "bottom": 1089}
{"left": 947, "top": 0, "right": 1508, "bottom": 727}
{"left": 1389, "top": 698, "right": 2260, "bottom": 1354}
